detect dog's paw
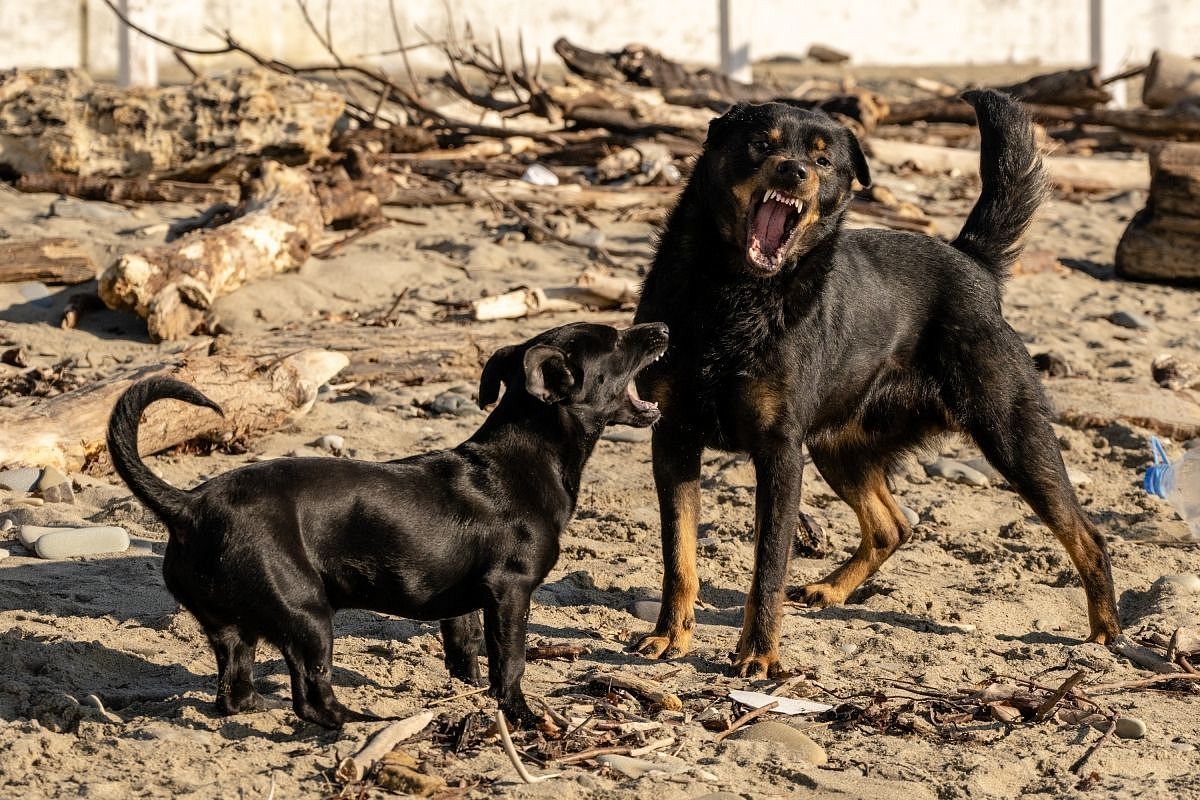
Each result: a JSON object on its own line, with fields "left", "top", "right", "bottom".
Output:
{"left": 788, "top": 582, "right": 845, "bottom": 608}
{"left": 1088, "top": 625, "right": 1120, "bottom": 646}
{"left": 728, "top": 651, "right": 782, "bottom": 680}
{"left": 630, "top": 628, "right": 693, "bottom": 660}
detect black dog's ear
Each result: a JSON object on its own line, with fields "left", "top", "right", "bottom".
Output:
{"left": 705, "top": 102, "right": 751, "bottom": 148}
{"left": 845, "top": 129, "right": 871, "bottom": 188}
{"left": 478, "top": 344, "right": 519, "bottom": 408}
{"left": 523, "top": 345, "right": 575, "bottom": 404}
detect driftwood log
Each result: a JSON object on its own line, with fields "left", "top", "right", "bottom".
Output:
{"left": 0, "top": 67, "right": 343, "bottom": 179}
{"left": 1142, "top": 50, "right": 1200, "bottom": 109}
{"left": 99, "top": 161, "right": 324, "bottom": 341}
{"left": 0, "top": 347, "right": 348, "bottom": 472}
{"left": 0, "top": 238, "right": 95, "bottom": 285}
{"left": 995, "top": 67, "right": 1111, "bottom": 108}
{"left": 1116, "top": 143, "right": 1200, "bottom": 282}
{"left": 14, "top": 173, "right": 239, "bottom": 205}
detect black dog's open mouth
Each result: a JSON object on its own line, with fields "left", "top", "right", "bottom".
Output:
{"left": 618, "top": 337, "right": 667, "bottom": 427}
{"left": 746, "top": 189, "right": 805, "bottom": 274}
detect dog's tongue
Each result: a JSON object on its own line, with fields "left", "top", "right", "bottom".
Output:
{"left": 751, "top": 197, "right": 791, "bottom": 255}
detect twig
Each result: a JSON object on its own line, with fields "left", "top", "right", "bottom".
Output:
{"left": 1101, "top": 64, "right": 1147, "bottom": 85}
{"left": 552, "top": 745, "right": 632, "bottom": 765}
{"left": 1034, "top": 670, "right": 1087, "bottom": 722}
{"left": 1088, "top": 673, "right": 1200, "bottom": 693}
{"left": 428, "top": 686, "right": 488, "bottom": 707}
{"left": 313, "top": 219, "right": 394, "bottom": 260}
{"left": 496, "top": 709, "right": 559, "bottom": 784}
{"left": 172, "top": 49, "right": 200, "bottom": 79}
{"left": 1070, "top": 718, "right": 1117, "bottom": 774}
{"left": 629, "top": 736, "right": 676, "bottom": 757}
{"left": 715, "top": 700, "right": 779, "bottom": 742}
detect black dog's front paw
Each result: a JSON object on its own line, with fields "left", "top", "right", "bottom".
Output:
{"left": 447, "top": 658, "right": 484, "bottom": 687}
{"left": 496, "top": 694, "right": 540, "bottom": 730}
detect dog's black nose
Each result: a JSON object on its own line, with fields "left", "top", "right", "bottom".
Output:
{"left": 776, "top": 159, "right": 807, "bottom": 180}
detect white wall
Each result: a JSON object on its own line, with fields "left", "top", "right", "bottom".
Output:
{"left": 1, "top": 0, "right": 1197, "bottom": 77}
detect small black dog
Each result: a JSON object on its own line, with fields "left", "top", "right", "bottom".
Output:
{"left": 107, "top": 322, "right": 668, "bottom": 727}
{"left": 632, "top": 90, "right": 1120, "bottom": 678}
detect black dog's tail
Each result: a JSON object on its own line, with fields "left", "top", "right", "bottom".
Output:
{"left": 951, "top": 89, "right": 1050, "bottom": 279}
{"left": 106, "top": 377, "right": 223, "bottom": 526}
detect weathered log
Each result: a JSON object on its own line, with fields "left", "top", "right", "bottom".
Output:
{"left": 14, "top": 173, "right": 239, "bottom": 205}
{"left": 0, "top": 67, "right": 343, "bottom": 179}
{"left": 865, "top": 139, "right": 1148, "bottom": 192}
{"left": 995, "top": 67, "right": 1110, "bottom": 108}
{"left": 0, "top": 238, "right": 95, "bottom": 285}
{"left": 99, "top": 162, "right": 324, "bottom": 341}
{"left": 0, "top": 347, "right": 348, "bottom": 472}
{"left": 882, "top": 99, "right": 1078, "bottom": 126}
{"left": 1081, "top": 106, "right": 1200, "bottom": 137}
{"left": 1116, "top": 143, "right": 1200, "bottom": 282}
{"left": 1046, "top": 377, "right": 1200, "bottom": 440}
{"left": 1142, "top": 50, "right": 1200, "bottom": 109}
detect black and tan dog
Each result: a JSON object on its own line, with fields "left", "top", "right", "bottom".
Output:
{"left": 631, "top": 90, "right": 1120, "bottom": 678}
{"left": 107, "top": 322, "right": 668, "bottom": 727}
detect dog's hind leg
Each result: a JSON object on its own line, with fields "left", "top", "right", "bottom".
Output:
{"left": 791, "top": 449, "right": 911, "bottom": 608}
{"left": 940, "top": 327, "right": 1121, "bottom": 643}
{"left": 441, "top": 612, "right": 484, "bottom": 685}
{"left": 206, "top": 626, "right": 274, "bottom": 714}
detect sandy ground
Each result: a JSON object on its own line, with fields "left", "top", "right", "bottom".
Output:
{"left": 1, "top": 144, "right": 1199, "bottom": 800}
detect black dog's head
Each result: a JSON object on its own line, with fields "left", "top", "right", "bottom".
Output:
{"left": 478, "top": 322, "right": 669, "bottom": 427}
{"left": 697, "top": 102, "right": 871, "bottom": 277}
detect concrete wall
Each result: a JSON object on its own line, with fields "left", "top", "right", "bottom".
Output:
{"left": 1, "top": 0, "right": 1197, "bottom": 77}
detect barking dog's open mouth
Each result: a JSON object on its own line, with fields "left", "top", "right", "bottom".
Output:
{"left": 746, "top": 189, "right": 805, "bottom": 274}
{"left": 617, "top": 333, "right": 667, "bottom": 427}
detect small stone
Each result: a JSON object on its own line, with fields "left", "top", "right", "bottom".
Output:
{"left": 601, "top": 428, "right": 652, "bottom": 443}
{"left": 35, "top": 466, "right": 74, "bottom": 504}
{"left": 900, "top": 505, "right": 920, "bottom": 527}
{"left": 1067, "top": 468, "right": 1091, "bottom": 487}
{"left": 24, "top": 525, "right": 130, "bottom": 559}
{"left": 697, "top": 536, "right": 720, "bottom": 550}
{"left": 1170, "top": 740, "right": 1195, "bottom": 752}
{"left": 627, "top": 600, "right": 661, "bottom": 623}
{"left": 0, "top": 467, "right": 41, "bottom": 493}
{"left": 1107, "top": 310, "right": 1152, "bottom": 330}
{"left": 595, "top": 753, "right": 680, "bottom": 778}
{"left": 1032, "top": 352, "right": 1073, "bottom": 377}
{"left": 961, "top": 457, "right": 1002, "bottom": 483}
{"left": 375, "top": 751, "right": 445, "bottom": 796}
{"left": 1157, "top": 574, "right": 1200, "bottom": 594}
{"left": 311, "top": 434, "right": 344, "bottom": 453}
{"left": 429, "top": 391, "right": 477, "bottom": 416}
{"left": 924, "top": 457, "right": 990, "bottom": 488}
{"left": 1114, "top": 716, "right": 1146, "bottom": 739}
{"left": 730, "top": 720, "right": 828, "bottom": 765}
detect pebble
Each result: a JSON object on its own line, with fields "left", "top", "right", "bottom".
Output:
{"left": 35, "top": 466, "right": 74, "bottom": 504}
{"left": 521, "top": 163, "right": 559, "bottom": 187}
{"left": 1067, "top": 468, "right": 1091, "bottom": 487}
{"left": 730, "top": 721, "right": 828, "bottom": 765}
{"left": 20, "top": 525, "right": 130, "bottom": 559}
{"left": 924, "top": 457, "right": 990, "bottom": 488}
{"left": 1170, "top": 740, "right": 1195, "bottom": 753}
{"left": 312, "top": 434, "right": 345, "bottom": 453}
{"left": 1108, "top": 310, "right": 1152, "bottom": 330}
{"left": 429, "top": 391, "right": 478, "bottom": 416}
{"left": 900, "top": 506, "right": 920, "bottom": 527}
{"left": 601, "top": 428, "right": 652, "bottom": 443}
{"left": 627, "top": 600, "right": 661, "bottom": 623}
{"left": 1156, "top": 574, "right": 1200, "bottom": 594}
{"left": 0, "top": 467, "right": 41, "bottom": 494}
{"left": 1114, "top": 716, "right": 1146, "bottom": 740}
{"left": 595, "top": 753, "right": 679, "bottom": 778}
{"left": 962, "top": 457, "right": 1002, "bottom": 483}
{"left": 1032, "top": 351, "right": 1073, "bottom": 377}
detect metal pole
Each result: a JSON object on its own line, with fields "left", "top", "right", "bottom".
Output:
{"left": 718, "top": 0, "right": 752, "bottom": 84}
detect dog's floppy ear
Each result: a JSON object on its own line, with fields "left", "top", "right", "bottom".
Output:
{"left": 478, "top": 344, "right": 519, "bottom": 408}
{"left": 523, "top": 345, "right": 575, "bottom": 404}
{"left": 845, "top": 129, "right": 871, "bottom": 188}
{"left": 705, "top": 102, "right": 750, "bottom": 148}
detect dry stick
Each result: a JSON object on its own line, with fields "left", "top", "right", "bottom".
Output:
{"left": 715, "top": 700, "right": 779, "bottom": 742}
{"left": 1070, "top": 718, "right": 1118, "bottom": 774}
{"left": 335, "top": 711, "right": 434, "bottom": 783}
{"left": 526, "top": 644, "right": 589, "bottom": 661}
{"left": 1034, "top": 670, "right": 1088, "bottom": 722}
{"left": 428, "top": 686, "right": 488, "bottom": 707}
{"left": 629, "top": 736, "right": 676, "bottom": 757}
{"left": 1089, "top": 673, "right": 1200, "bottom": 693}
{"left": 482, "top": 190, "right": 623, "bottom": 268}
{"left": 313, "top": 219, "right": 394, "bottom": 260}
{"left": 496, "top": 710, "right": 559, "bottom": 784}
{"left": 553, "top": 745, "right": 633, "bottom": 765}
{"left": 172, "top": 48, "right": 200, "bottom": 79}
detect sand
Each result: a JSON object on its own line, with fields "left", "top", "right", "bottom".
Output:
{"left": 1, "top": 148, "right": 1199, "bottom": 799}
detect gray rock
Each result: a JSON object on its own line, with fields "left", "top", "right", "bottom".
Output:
{"left": 594, "top": 753, "right": 683, "bottom": 778}
{"left": 1108, "top": 310, "right": 1152, "bottom": 330}
{"left": 627, "top": 600, "right": 661, "bottom": 623}
{"left": 1114, "top": 716, "right": 1146, "bottom": 739}
{"left": 924, "top": 457, "right": 990, "bottom": 488}
{"left": 900, "top": 505, "right": 920, "bottom": 527}
{"left": 0, "top": 467, "right": 41, "bottom": 493}
{"left": 1157, "top": 574, "right": 1200, "bottom": 594}
{"left": 1170, "top": 740, "right": 1195, "bottom": 752}
{"left": 429, "top": 391, "right": 478, "bottom": 416}
{"left": 25, "top": 526, "right": 130, "bottom": 559}
{"left": 730, "top": 720, "right": 828, "bottom": 765}
{"left": 311, "top": 434, "right": 345, "bottom": 453}
{"left": 35, "top": 466, "right": 74, "bottom": 504}
{"left": 1067, "top": 468, "right": 1091, "bottom": 487}
{"left": 962, "top": 457, "right": 1002, "bottom": 483}
{"left": 601, "top": 428, "right": 652, "bottom": 443}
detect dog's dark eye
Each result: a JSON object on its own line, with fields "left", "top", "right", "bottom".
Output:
{"left": 749, "top": 139, "right": 770, "bottom": 156}
{"left": 815, "top": 156, "right": 832, "bottom": 168}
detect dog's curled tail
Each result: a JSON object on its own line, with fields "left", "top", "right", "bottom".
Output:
{"left": 951, "top": 89, "right": 1050, "bottom": 279}
{"left": 107, "top": 377, "right": 223, "bottom": 526}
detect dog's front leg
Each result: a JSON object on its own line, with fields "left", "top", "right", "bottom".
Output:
{"left": 441, "top": 611, "right": 484, "bottom": 685}
{"left": 732, "top": 442, "right": 804, "bottom": 678}
{"left": 633, "top": 421, "right": 703, "bottom": 660}
{"left": 483, "top": 590, "right": 537, "bottom": 726}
